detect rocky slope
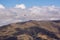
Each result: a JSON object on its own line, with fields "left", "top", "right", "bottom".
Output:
{"left": 0, "top": 20, "right": 60, "bottom": 40}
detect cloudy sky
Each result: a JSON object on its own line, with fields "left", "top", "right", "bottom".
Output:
{"left": 0, "top": 0, "right": 60, "bottom": 8}
{"left": 0, "top": 0, "right": 60, "bottom": 26}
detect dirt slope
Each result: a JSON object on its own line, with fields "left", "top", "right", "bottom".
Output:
{"left": 0, "top": 20, "right": 60, "bottom": 40}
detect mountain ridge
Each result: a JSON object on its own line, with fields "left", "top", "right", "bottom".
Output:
{"left": 0, "top": 20, "right": 60, "bottom": 40}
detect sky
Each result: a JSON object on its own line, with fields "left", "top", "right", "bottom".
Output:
{"left": 0, "top": 0, "right": 60, "bottom": 26}
{"left": 0, "top": 0, "right": 60, "bottom": 8}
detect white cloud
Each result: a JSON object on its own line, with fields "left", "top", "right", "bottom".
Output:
{"left": 15, "top": 4, "right": 26, "bottom": 9}
{"left": 0, "top": 5, "right": 60, "bottom": 26}
{"left": 0, "top": 4, "right": 5, "bottom": 9}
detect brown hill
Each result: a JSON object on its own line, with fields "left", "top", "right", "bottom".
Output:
{"left": 0, "top": 20, "right": 60, "bottom": 40}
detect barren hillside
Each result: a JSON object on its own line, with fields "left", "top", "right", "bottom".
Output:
{"left": 0, "top": 20, "right": 60, "bottom": 40}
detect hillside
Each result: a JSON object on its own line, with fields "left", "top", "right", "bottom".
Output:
{"left": 0, "top": 20, "right": 60, "bottom": 40}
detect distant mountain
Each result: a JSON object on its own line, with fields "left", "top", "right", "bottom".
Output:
{"left": 0, "top": 20, "right": 60, "bottom": 40}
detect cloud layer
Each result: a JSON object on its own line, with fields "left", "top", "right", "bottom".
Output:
{"left": 0, "top": 4, "right": 5, "bottom": 9}
{"left": 0, "top": 4, "right": 60, "bottom": 26}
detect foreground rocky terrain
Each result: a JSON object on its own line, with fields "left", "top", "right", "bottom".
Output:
{"left": 0, "top": 20, "right": 60, "bottom": 40}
